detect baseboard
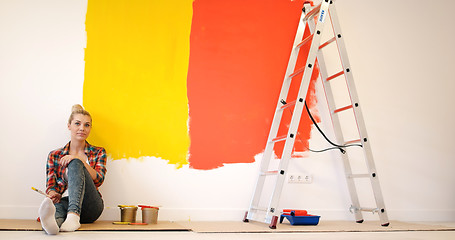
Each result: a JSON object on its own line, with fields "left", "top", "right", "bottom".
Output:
{"left": 1, "top": 206, "right": 454, "bottom": 222}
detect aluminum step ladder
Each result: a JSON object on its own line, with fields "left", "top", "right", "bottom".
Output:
{"left": 243, "top": 0, "right": 389, "bottom": 229}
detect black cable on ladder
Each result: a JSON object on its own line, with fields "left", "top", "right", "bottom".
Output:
{"left": 280, "top": 99, "right": 362, "bottom": 153}
{"left": 304, "top": 101, "right": 346, "bottom": 153}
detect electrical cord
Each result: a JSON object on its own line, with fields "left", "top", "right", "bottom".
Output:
{"left": 280, "top": 99, "right": 363, "bottom": 153}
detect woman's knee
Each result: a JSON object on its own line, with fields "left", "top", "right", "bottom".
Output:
{"left": 80, "top": 205, "right": 103, "bottom": 223}
{"left": 67, "top": 159, "right": 84, "bottom": 171}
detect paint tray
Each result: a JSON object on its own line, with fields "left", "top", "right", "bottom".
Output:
{"left": 279, "top": 210, "right": 320, "bottom": 225}
{"left": 279, "top": 214, "right": 320, "bottom": 225}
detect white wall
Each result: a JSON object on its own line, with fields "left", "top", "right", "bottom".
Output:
{"left": 0, "top": 0, "right": 454, "bottom": 223}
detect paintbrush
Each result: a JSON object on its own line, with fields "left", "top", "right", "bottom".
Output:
{"left": 31, "top": 187, "right": 51, "bottom": 198}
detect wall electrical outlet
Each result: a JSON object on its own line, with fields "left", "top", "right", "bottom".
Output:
{"left": 288, "top": 174, "right": 313, "bottom": 184}
{"left": 299, "top": 174, "right": 313, "bottom": 183}
{"left": 288, "top": 174, "right": 296, "bottom": 183}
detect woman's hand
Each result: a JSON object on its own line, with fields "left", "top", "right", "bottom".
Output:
{"left": 59, "top": 154, "right": 87, "bottom": 167}
{"left": 48, "top": 190, "right": 62, "bottom": 203}
{"left": 59, "top": 155, "right": 76, "bottom": 167}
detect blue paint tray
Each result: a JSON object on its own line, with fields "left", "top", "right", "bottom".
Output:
{"left": 279, "top": 214, "right": 320, "bottom": 225}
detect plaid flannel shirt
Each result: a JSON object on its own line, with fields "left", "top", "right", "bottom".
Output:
{"left": 46, "top": 141, "right": 107, "bottom": 195}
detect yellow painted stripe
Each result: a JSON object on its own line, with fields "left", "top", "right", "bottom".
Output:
{"left": 83, "top": 0, "right": 193, "bottom": 167}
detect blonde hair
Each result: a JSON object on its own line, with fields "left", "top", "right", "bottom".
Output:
{"left": 68, "top": 104, "right": 92, "bottom": 124}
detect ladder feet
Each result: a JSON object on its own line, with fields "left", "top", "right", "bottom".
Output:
{"left": 356, "top": 219, "right": 364, "bottom": 223}
{"left": 243, "top": 211, "right": 249, "bottom": 222}
{"left": 269, "top": 216, "right": 278, "bottom": 229}
{"left": 381, "top": 222, "right": 390, "bottom": 227}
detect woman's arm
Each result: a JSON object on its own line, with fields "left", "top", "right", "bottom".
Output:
{"left": 91, "top": 148, "right": 107, "bottom": 187}
{"left": 46, "top": 152, "right": 62, "bottom": 203}
{"left": 59, "top": 148, "right": 106, "bottom": 186}
{"left": 59, "top": 154, "right": 97, "bottom": 180}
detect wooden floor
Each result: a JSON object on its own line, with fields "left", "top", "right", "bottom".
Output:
{"left": 1, "top": 219, "right": 454, "bottom": 233}
{"left": 181, "top": 220, "right": 455, "bottom": 233}
{"left": 0, "top": 229, "right": 454, "bottom": 240}
{"left": 0, "top": 219, "right": 454, "bottom": 240}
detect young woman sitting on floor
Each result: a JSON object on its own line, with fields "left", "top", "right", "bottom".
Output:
{"left": 39, "top": 104, "right": 107, "bottom": 235}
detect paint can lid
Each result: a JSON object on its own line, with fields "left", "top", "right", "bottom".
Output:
{"left": 118, "top": 204, "right": 137, "bottom": 208}
{"left": 138, "top": 205, "right": 159, "bottom": 210}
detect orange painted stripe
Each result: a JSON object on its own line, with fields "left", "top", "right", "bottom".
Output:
{"left": 187, "top": 0, "right": 319, "bottom": 169}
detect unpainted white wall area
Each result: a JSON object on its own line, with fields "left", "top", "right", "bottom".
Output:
{"left": 0, "top": 0, "right": 88, "bottom": 217}
{"left": 333, "top": 0, "right": 455, "bottom": 221}
{"left": 0, "top": 0, "right": 454, "bottom": 222}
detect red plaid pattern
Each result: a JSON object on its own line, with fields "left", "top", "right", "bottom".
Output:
{"left": 46, "top": 141, "right": 107, "bottom": 195}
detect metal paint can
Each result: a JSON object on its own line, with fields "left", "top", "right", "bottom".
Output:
{"left": 140, "top": 205, "right": 159, "bottom": 224}
{"left": 119, "top": 205, "right": 138, "bottom": 223}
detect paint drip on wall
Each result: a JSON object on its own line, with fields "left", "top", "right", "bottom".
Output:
{"left": 83, "top": 0, "right": 319, "bottom": 170}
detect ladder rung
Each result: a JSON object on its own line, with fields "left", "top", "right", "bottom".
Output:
{"left": 360, "top": 207, "right": 380, "bottom": 213}
{"left": 303, "top": 3, "right": 322, "bottom": 21}
{"left": 350, "top": 206, "right": 380, "bottom": 213}
{"left": 280, "top": 100, "right": 296, "bottom": 110}
{"left": 288, "top": 67, "right": 305, "bottom": 79}
{"left": 348, "top": 174, "right": 370, "bottom": 178}
{"left": 260, "top": 171, "right": 278, "bottom": 176}
{"left": 344, "top": 139, "right": 361, "bottom": 145}
{"left": 319, "top": 36, "right": 336, "bottom": 49}
{"left": 271, "top": 135, "right": 287, "bottom": 143}
{"left": 251, "top": 207, "right": 268, "bottom": 212}
{"left": 326, "top": 70, "right": 345, "bottom": 81}
{"left": 333, "top": 105, "right": 353, "bottom": 113}
{"left": 296, "top": 34, "right": 314, "bottom": 49}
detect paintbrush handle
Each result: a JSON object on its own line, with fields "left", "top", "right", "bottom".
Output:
{"left": 31, "top": 187, "right": 51, "bottom": 198}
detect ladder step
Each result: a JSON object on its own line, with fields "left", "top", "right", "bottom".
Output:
{"left": 348, "top": 174, "right": 370, "bottom": 178}
{"left": 344, "top": 139, "right": 361, "bottom": 145}
{"left": 350, "top": 206, "right": 381, "bottom": 213}
{"left": 319, "top": 36, "right": 336, "bottom": 50}
{"left": 360, "top": 207, "right": 380, "bottom": 213}
{"left": 271, "top": 135, "right": 287, "bottom": 143}
{"left": 333, "top": 104, "right": 353, "bottom": 113}
{"left": 251, "top": 207, "right": 268, "bottom": 212}
{"left": 260, "top": 171, "right": 279, "bottom": 176}
{"left": 296, "top": 34, "right": 314, "bottom": 49}
{"left": 303, "top": 3, "right": 322, "bottom": 21}
{"left": 288, "top": 66, "right": 305, "bottom": 79}
{"left": 326, "top": 70, "right": 344, "bottom": 81}
{"left": 280, "top": 100, "right": 296, "bottom": 110}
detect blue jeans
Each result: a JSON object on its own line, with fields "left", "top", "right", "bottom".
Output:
{"left": 54, "top": 159, "right": 104, "bottom": 227}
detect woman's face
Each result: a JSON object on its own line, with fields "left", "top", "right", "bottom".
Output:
{"left": 68, "top": 114, "right": 92, "bottom": 141}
